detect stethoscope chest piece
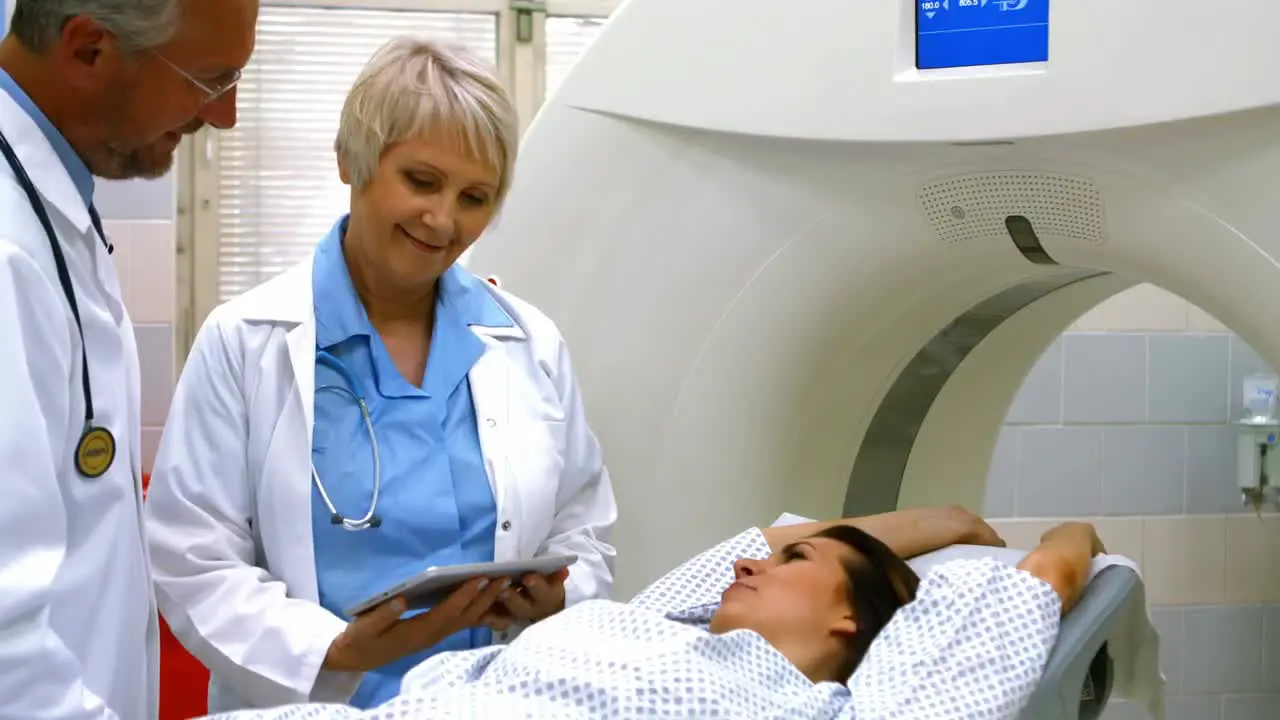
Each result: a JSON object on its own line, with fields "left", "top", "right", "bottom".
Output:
{"left": 75, "top": 425, "right": 116, "bottom": 478}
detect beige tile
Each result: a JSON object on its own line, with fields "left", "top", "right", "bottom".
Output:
{"left": 124, "top": 221, "right": 176, "bottom": 324}
{"left": 1186, "top": 303, "right": 1229, "bottom": 332}
{"left": 987, "top": 517, "right": 1145, "bottom": 567}
{"left": 1223, "top": 514, "right": 1280, "bottom": 603}
{"left": 987, "top": 518, "right": 1060, "bottom": 551}
{"left": 1090, "top": 517, "right": 1145, "bottom": 568}
{"left": 1142, "top": 516, "right": 1227, "bottom": 605}
{"left": 1070, "top": 284, "right": 1188, "bottom": 332}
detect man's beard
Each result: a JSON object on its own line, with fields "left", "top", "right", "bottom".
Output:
{"left": 96, "top": 118, "right": 205, "bottom": 180}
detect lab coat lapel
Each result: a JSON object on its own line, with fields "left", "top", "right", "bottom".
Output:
{"left": 468, "top": 330, "right": 512, "bottom": 504}
{"left": 0, "top": 92, "right": 94, "bottom": 235}
{"left": 244, "top": 262, "right": 322, "bottom": 599}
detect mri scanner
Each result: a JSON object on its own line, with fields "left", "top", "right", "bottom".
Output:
{"left": 467, "top": 0, "right": 1278, "bottom": 716}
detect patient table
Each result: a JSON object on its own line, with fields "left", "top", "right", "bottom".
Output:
{"left": 907, "top": 545, "right": 1143, "bottom": 720}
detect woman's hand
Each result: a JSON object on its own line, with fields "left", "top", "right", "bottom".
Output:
{"left": 762, "top": 505, "right": 1005, "bottom": 559}
{"left": 481, "top": 567, "right": 570, "bottom": 632}
{"left": 323, "top": 577, "right": 509, "bottom": 673}
{"left": 947, "top": 506, "right": 1006, "bottom": 548}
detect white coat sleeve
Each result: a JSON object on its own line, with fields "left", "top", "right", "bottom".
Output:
{"left": 534, "top": 336, "right": 617, "bottom": 608}
{"left": 144, "top": 316, "right": 362, "bottom": 707}
{"left": 0, "top": 248, "right": 118, "bottom": 719}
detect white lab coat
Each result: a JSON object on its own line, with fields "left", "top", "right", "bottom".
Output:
{"left": 0, "top": 92, "right": 159, "bottom": 717}
{"left": 144, "top": 258, "right": 618, "bottom": 712}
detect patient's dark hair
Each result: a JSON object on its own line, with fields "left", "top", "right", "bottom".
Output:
{"left": 813, "top": 525, "right": 921, "bottom": 682}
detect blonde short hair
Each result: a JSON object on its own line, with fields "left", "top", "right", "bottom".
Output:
{"left": 335, "top": 36, "right": 518, "bottom": 202}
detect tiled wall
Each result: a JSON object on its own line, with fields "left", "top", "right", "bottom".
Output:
{"left": 985, "top": 284, "right": 1280, "bottom": 720}
{"left": 97, "top": 176, "right": 179, "bottom": 475}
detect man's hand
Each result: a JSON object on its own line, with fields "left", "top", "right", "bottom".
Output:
{"left": 324, "top": 577, "right": 509, "bottom": 673}
{"left": 481, "top": 567, "right": 570, "bottom": 633}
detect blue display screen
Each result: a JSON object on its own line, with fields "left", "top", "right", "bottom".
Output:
{"left": 916, "top": 0, "right": 1049, "bottom": 70}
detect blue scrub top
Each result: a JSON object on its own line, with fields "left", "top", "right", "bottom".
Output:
{"left": 0, "top": 70, "right": 96, "bottom": 208}
{"left": 309, "top": 216, "right": 514, "bottom": 708}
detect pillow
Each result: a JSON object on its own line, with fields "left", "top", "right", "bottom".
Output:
{"left": 768, "top": 511, "right": 1028, "bottom": 574}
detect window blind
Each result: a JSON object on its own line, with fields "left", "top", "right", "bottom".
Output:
{"left": 214, "top": 6, "right": 498, "bottom": 303}
{"left": 544, "top": 16, "right": 607, "bottom": 101}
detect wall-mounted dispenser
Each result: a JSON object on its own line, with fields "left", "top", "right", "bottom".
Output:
{"left": 1237, "top": 373, "right": 1280, "bottom": 513}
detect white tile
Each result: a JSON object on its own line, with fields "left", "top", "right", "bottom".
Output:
{"left": 120, "top": 220, "right": 176, "bottom": 324}
{"left": 135, "top": 324, "right": 174, "bottom": 426}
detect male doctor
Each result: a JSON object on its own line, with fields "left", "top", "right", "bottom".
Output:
{"left": 0, "top": 1, "right": 257, "bottom": 717}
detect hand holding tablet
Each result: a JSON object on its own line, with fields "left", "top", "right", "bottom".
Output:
{"left": 325, "top": 555, "right": 578, "bottom": 673}
{"left": 480, "top": 565, "right": 571, "bottom": 631}
{"left": 344, "top": 554, "right": 579, "bottom": 618}
{"left": 324, "top": 576, "right": 507, "bottom": 673}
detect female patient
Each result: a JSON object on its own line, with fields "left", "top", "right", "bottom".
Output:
{"left": 203, "top": 506, "right": 1103, "bottom": 719}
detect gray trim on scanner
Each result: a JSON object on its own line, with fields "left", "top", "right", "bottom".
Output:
{"left": 841, "top": 268, "right": 1109, "bottom": 518}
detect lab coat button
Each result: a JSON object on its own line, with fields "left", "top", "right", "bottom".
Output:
{"left": 501, "top": 520, "right": 512, "bottom": 531}
{"left": 485, "top": 418, "right": 497, "bottom": 427}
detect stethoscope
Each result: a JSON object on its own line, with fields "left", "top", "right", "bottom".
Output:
{"left": 0, "top": 127, "right": 118, "bottom": 480}
{"left": 311, "top": 350, "right": 383, "bottom": 531}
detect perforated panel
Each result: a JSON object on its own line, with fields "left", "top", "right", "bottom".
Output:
{"left": 918, "top": 172, "right": 1106, "bottom": 246}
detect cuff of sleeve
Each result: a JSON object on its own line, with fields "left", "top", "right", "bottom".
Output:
{"left": 301, "top": 613, "right": 364, "bottom": 704}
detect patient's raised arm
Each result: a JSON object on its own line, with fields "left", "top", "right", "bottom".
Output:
{"left": 762, "top": 505, "right": 1005, "bottom": 559}
{"left": 628, "top": 505, "right": 1007, "bottom": 621}
{"left": 846, "top": 521, "right": 1106, "bottom": 718}
{"left": 1015, "top": 521, "right": 1104, "bottom": 615}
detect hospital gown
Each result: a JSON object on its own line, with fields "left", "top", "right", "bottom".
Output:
{"left": 203, "top": 529, "right": 1062, "bottom": 719}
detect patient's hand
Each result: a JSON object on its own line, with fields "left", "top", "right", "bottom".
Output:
{"left": 1040, "top": 521, "right": 1106, "bottom": 557}
{"left": 1020, "top": 521, "right": 1102, "bottom": 614}
{"left": 946, "top": 506, "right": 1005, "bottom": 549}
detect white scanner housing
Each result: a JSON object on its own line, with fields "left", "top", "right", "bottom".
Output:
{"left": 468, "top": 0, "right": 1280, "bottom": 597}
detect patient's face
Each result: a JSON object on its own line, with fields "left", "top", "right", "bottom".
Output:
{"left": 709, "top": 538, "right": 857, "bottom": 659}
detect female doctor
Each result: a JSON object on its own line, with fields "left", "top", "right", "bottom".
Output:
{"left": 143, "top": 37, "right": 617, "bottom": 713}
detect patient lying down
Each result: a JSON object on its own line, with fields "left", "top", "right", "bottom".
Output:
{"left": 204, "top": 508, "right": 1102, "bottom": 719}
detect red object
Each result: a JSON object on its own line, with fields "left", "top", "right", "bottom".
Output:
{"left": 485, "top": 275, "right": 501, "bottom": 287}
{"left": 143, "top": 473, "right": 212, "bottom": 719}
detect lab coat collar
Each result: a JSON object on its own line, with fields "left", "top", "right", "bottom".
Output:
{"left": 0, "top": 70, "right": 95, "bottom": 209}
{"left": 0, "top": 80, "right": 94, "bottom": 235}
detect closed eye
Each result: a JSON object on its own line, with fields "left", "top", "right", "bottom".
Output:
{"left": 782, "top": 546, "right": 807, "bottom": 562}
{"left": 460, "top": 192, "right": 490, "bottom": 207}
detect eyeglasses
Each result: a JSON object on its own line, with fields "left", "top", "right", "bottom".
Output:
{"left": 153, "top": 51, "right": 241, "bottom": 104}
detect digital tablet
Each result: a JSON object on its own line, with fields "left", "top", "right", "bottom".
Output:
{"left": 344, "top": 554, "right": 578, "bottom": 618}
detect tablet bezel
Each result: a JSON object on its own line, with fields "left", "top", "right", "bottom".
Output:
{"left": 344, "top": 554, "right": 579, "bottom": 618}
